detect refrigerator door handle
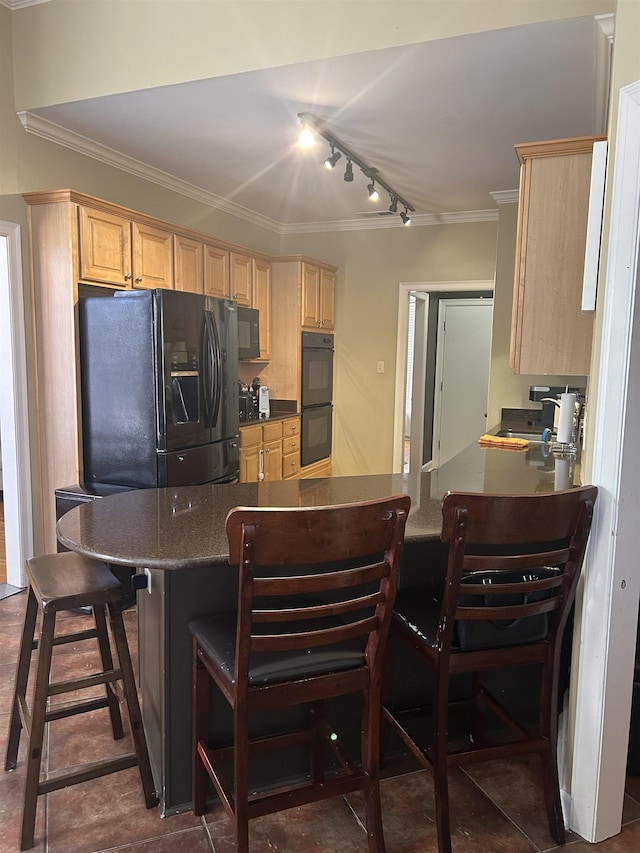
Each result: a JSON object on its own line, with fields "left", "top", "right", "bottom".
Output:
{"left": 200, "top": 317, "right": 213, "bottom": 427}
{"left": 203, "top": 309, "right": 222, "bottom": 429}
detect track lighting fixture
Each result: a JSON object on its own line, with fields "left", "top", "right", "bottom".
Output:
{"left": 324, "top": 146, "right": 342, "bottom": 170}
{"left": 298, "top": 112, "right": 415, "bottom": 224}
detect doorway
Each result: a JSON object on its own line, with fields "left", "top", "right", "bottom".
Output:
{"left": 432, "top": 297, "right": 493, "bottom": 468}
{"left": 396, "top": 281, "right": 494, "bottom": 474}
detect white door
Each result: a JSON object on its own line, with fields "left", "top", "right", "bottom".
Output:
{"left": 432, "top": 298, "right": 493, "bottom": 467}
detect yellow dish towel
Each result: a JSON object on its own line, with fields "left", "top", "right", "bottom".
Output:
{"left": 478, "top": 434, "right": 529, "bottom": 450}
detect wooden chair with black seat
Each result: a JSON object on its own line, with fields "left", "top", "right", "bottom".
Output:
{"left": 189, "top": 494, "right": 411, "bottom": 853}
{"left": 382, "top": 485, "right": 597, "bottom": 853}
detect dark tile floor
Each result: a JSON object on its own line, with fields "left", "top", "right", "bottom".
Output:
{"left": 1, "top": 588, "right": 639, "bottom": 853}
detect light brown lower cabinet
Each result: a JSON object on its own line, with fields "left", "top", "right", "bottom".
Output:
{"left": 239, "top": 417, "right": 301, "bottom": 482}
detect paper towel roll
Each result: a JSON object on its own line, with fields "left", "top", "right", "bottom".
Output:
{"left": 557, "top": 393, "right": 577, "bottom": 444}
{"left": 554, "top": 456, "right": 572, "bottom": 490}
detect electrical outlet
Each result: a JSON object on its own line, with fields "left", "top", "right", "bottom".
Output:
{"left": 376, "top": 361, "right": 385, "bottom": 374}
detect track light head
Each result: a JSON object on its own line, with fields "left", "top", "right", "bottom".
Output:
{"left": 367, "top": 181, "right": 379, "bottom": 202}
{"left": 400, "top": 209, "right": 412, "bottom": 226}
{"left": 343, "top": 159, "right": 354, "bottom": 182}
{"left": 324, "top": 147, "right": 342, "bottom": 170}
{"left": 388, "top": 196, "right": 398, "bottom": 214}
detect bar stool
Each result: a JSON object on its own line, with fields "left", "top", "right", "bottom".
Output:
{"left": 5, "top": 551, "right": 158, "bottom": 851}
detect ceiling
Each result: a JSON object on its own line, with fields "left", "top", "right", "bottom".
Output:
{"left": 19, "top": 15, "right": 609, "bottom": 233}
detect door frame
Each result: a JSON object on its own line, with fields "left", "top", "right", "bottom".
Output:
{"left": 568, "top": 79, "right": 640, "bottom": 842}
{"left": 393, "top": 280, "right": 494, "bottom": 474}
{"left": 0, "top": 221, "right": 33, "bottom": 588}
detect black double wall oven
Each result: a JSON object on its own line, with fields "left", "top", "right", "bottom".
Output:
{"left": 301, "top": 331, "right": 334, "bottom": 467}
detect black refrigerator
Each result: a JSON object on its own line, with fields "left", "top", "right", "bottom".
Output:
{"left": 79, "top": 289, "right": 239, "bottom": 488}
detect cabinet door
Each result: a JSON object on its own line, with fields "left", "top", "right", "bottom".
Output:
{"left": 319, "top": 268, "right": 335, "bottom": 330}
{"left": 132, "top": 222, "right": 174, "bottom": 289}
{"left": 510, "top": 138, "right": 598, "bottom": 375}
{"left": 252, "top": 258, "right": 271, "bottom": 360}
{"left": 174, "top": 235, "right": 203, "bottom": 293}
{"left": 79, "top": 206, "right": 132, "bottom": 286}
{"left": 262, "top": 438, "right": 283, "bottom": 481}
{"left": 204, "top": 244, "right": 230, "bottom": 298}
{"left": 240, "top": 446, "right": 261, "bottom": 483}
{"left": 230, "top": 252, "right": 252, "bottom": 306}
{"left": 301, "top": 263, "right": 320, "bottom": 328}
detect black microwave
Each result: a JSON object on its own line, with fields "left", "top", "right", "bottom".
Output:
{"left": 237, "top": 306, "right": 260, "bottom": 360}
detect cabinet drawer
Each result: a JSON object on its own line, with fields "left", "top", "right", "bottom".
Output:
{"left": 262, "top": 421, "right": 283, "bottom": 442}
{"left": 283, "top": 451, "right": 300, "bottom": 479}
{"left": 281, "top": 417, "right": 300, "bottom": 438}
{"left": 282, "top": 435, "right": 300, "bottom": 456}
{"left": 239, "top": 425, "right": 262, "bottom": 448}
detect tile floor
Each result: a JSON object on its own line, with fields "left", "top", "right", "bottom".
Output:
{"left": 1, "top": 588, "right": 640, "bottom": 853}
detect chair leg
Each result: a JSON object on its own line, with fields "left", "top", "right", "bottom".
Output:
{"left": 5, "top": 587, "right": 38, "bottom": 772}
{"left": 20, "top": 607, "right": 56, "bottom": 852}
{"left": 233, "top": 704, "right": 250, "bottom": 853}
{"left": 107, "top": 603, "right": 157, "bottom": 809}
{"left": 362, "top": 687, "right": 386, "bottom": 853}
{"left": 192, "top": 648, "right": 210, "bottom": 817}
{"left": 93, "top": 604, "right": 124, "bottom": 740}
{"left": 432, "top": 671, "right": 453, "bottom": 853}
{"left": 538, "top": 661, "right": 566, "bottom": 844}
{"left": 309, "top": 700, "right": 326, "bottom": 784}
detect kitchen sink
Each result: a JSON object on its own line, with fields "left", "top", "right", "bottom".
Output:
{"left": 496, "top": 429, "right": 548, "bottom": 444}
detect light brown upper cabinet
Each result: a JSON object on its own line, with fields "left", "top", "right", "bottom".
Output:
{"left": 79, "top": 207, "right": 132, "bottom": 286}
{"left": 301, "top": 262, "right": 335, "bottom": 330}
{"left": 252, "top": 258, "right": 272, "bottom": 360}
{"left": 78, "top": 206, "right": 173, "bottom": 289}
{"left": 510, "top": 135, "right": 606, "bottom": 376}
{"left": 230, "top": 252, "right": 252, "bottom": 306}
{"left": 132, "top": 222, "right": 174, "bottom": 290}
{"left": 204, "top": 243, "right": 230, "bottom": 298}
{"left": 174, "top": 235, "right": 204, "bottom": 294}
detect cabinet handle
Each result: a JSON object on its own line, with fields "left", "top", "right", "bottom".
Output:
{"left": 135, "top": 277, "right": 143, "bottom": 284}
{"left": 124, "top": 274, "right": 132, "bottom": 281}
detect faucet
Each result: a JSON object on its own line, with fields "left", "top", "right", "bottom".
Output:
{"left": 539, "top": 397, "right": 560, "bottom": 429}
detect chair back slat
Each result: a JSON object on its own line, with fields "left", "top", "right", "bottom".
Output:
{"left": 227, "top": 500, "right": 407, "bottom": 566}
{"left": 252, "top": 591, "right": 385, "bottom": 623}
{"left": 226, "top": 495, "right": 411, "bottom": 688}
{"left": 250, "top": 616, "right": 380, "bottom": 654}
{"left": 252, "top": 561, "right": 390, "bottom": 597}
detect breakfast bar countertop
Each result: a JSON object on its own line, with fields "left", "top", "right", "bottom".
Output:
{"left": 57, "top": 433, "right": 579, "bottom": 571}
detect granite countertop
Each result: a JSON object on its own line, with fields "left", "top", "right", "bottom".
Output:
{"left": 57, "top": 432, "right": 581, "bottom": 572}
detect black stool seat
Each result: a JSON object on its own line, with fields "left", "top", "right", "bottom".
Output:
{"left": 5, "top": 551, "right": 157, "bottom": 851}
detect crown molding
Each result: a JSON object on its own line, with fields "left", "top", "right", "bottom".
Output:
{"left": 18, "top": 111, "right": 284, "bottom": 233}
{"left": 0, "top": 0, "right": 50, "bottom": 9}
{"left": 281, "top": 208, "right": 498, "bottom": 234}
{"left": 490, "top": 189, "right": 519, "bottom": 205}
{"left": 19, "top": 110, "right": 499, "bottom": 235}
